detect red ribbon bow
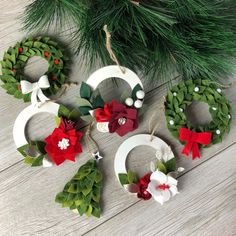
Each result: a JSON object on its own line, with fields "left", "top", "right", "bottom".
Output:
{"left": 179, "top": 128, "right": 212, "bottom": 160}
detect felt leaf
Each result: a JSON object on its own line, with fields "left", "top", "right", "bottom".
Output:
{"left": 31, "top": 155, "right": 44, "bottom": 166}
{"left": 127, "top": 170, "right": 138, "bottom": 184}
{"left": 156, "top": 160, "right": 167, "bottom": 174}
{"left": 92, "top": 94, "right": 104, "bottom": 109}
{"left": 77, "top": 98, "right": 92, "bottom": 107}
{"left": 86, "top": 205, "right": 93, "bottom": 217}
{"left": 24, "top": 156, "right": 35, "bottom": 164}
{"left": 131, "top": 84, "right": 142, "bottom": 100}
{"left": 68, "top": 108, "right": 80, "bottom": 121}
{"left": 92, "top": 207, "right": 101, "bottom": 218}
{"left": 55, "top": 116, "right": 61, "bottom": 126}
{"left": 35, "top": 141, "right": 46, "bottom": 154}
{"left": 118, "top": 173, "right": 129, "bottom": 185}
{"left": 165, "top": 158, "right": 176, "bottom": 173}
{"left": 78, "top": 106, "right": 91, "bottom": 116}
{"left": 80, "top": 82, "right": 91, "bottom": 99}
{"left": 80, "top": 115, "right": 94, "bottom": 123}
{"left": 58, "top": 105, "right": 71, "bottom": 118}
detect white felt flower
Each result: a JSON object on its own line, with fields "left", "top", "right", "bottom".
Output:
{"left": 147, "top": 170, "right": 178, "bottom": 205}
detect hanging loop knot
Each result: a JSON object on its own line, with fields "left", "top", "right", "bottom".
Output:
{"left": 179, "top": 128, "right": 212, "bottom": 160}
{"left": 21, "top": 75, "right": 50, "bottom": 107}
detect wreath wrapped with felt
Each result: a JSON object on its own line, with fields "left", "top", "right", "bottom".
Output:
{"left": 0, "top": 36, "right": 69, "bottom": 102}
{"left": 165, "top": 79, "right": 232, "bottom": 159}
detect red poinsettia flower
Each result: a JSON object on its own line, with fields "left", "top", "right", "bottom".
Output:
{"left": 45, "top": 119, "right": 83, "bottom": 166}
{"left": 137, "top": 173, "right": 152, "bottom": 200}
{"left": 95, "top": 100, "right": 138, "bottom": 136}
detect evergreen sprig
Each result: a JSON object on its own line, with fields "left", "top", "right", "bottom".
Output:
{"left": 22, "top": 0, "right": 236, "bottom": 82}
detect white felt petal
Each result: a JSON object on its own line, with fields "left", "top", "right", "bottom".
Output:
{"left": 150, "top": 170, "right": 167, "bottom": 184}
{"left": 153, "top": 193, "right": 164, "bottom": 205}
{"left": 147, "top": 180, "right": 158, "bottom": 195}
{"left": 167, "top": 176, "right": 178, "bottom": 186}
{"left": 169, "top": 185, "right": 179, "bottom": 196}
{"left": 43, "top": 158, "right": 53, "bottom": 167}
{"left": 161, "top": 190, "right": 171, "bottom": 202}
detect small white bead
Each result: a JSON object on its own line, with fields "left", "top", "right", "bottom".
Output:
{"left": 136, "top": 90, "right": 145, "bottom": 99}
{"left": 118, "top": 117, "right": 126, "bottom": 125}
{"left": 228, "top": 114, "right": 231, "bottom": 119}
{"left": 179, "top": 108, "right": 183, "bottom": 112}
{"left": 173, "top": 92, "right": 177, "bottom": 96}
{"left": 194, "top": 87, "right": 200, "bottom": 92}
{"left": 125, "top": 97, "right": 134, "bottom": 106}
{"left": 217, "top": 88, "right": 222, "bottom": 93}
{"left": 212, "top": 107, "right": 217, "bottom": 111}
{"left": 169, "top": 120, "right": 174, "bottom": 125}
{"left": 134, "top": 100, "right": 143, "bottom": 108}
{"left": 216, "top": 129, "right": 221, "bottom": 135}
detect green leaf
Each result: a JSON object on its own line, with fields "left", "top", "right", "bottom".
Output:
{"left": 86, "top": 205, "right": 93, "bottom": 217}
{"left": 31, "top": 155, "right": 44, "bottom": 166}
{"left": 127, "top": 170, "right": 138, "bottom": 184}
{"left": 92, "top": 94, "right": 104, "bottom": 109}
{"left": 24, "top": 156, "right": 35, "bottom": 164}
{"left": 55, "top": 116, "right": 61, "bottom": 126}
{"left": 35, "top": 141, "right": 46, "bottom": 154}
{"left": 78, "top": 106, "right": 91, "bottom": 116}
{"left": 118, "top": 173, "right": 129, "bottom": 185}
{"left": 68, "top": 183, "right": 78, "bottom": 194}
{"left": 80, "top": 115, "right": 94, "bottom": 123}
{"left": 156, "top": 160, "right": 167, "bottom": 174}
{"left": 17, "top": 144, "right": 29, "bottom": 157}
{"left": 58, "top": 105, "right": 70, "bottom": 118}
{"left": 165, "top": 158, "right": 176, "bottom": 173}
{"left": 82, "top": 188, "right": 91, "bottom": 196}
{"left": 55, "top": 192, "right": 66, "bottom": 203}
{"left": 77, "top": 98, "right": 92, "bottom": 107}
{"left": 68, "top": 108, "right": 80, "bottom": 121}
{"left": 94, "top": 171, "right": 102, "bottom": 183}
{"left": 80, "top": 82, "right": 91, "bottom": 99}
{"left": 18, "top": 55, "right": 28, "bottom": 62}
{"left": 92, "top": 207, "right": 101, "bottom": 218}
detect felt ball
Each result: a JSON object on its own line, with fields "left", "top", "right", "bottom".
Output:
{"left": 136, "top": 90, "right": 145, "bottom": 99}
{"left": 44, "top": 51, "right": 50, "bottom": 57}
{"left": 173, "top": 92, "right": 177, "bottom": 96}
{"left": 125, "top": 97, "right": 134, "bottom": 106}
{"left": 212, "top": 107, "right": 217, "bottom": 111}
{"left": 179, "top": 108, "right": 183, "bottom": 112}
{"left": 216, "top": 129, "right": 221, "bottom": 135}
{"left": 134, "top": 100, "right": 143, "bottom": 108}
{"left": 194, "top": 87, "right": 200, "bottom": 92}
{"left": 54, "top": 59, "right": 60, "bottom": 65}
{"left": 169, "top": 120, "right": 174, "bottom": 125}
{"left": 51, "top": 75, "right": 57, "bottom": 81}
{"left": 18, "top": 47, "right": 23, "bottom": 53}
{"left": 228, "top": 114, "right": 231, "bottom": 119}
{"left": 217, "top": 88, "right": 222, "bottom": 93}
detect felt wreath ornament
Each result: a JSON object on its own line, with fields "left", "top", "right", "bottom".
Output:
{"left": 15, "top": 103, "right": 83, "bottom": 167}
{"left": 115, "top": 134, "right": 184, "bottom": 205}
{"left": 78, "top": 65, "right": 145, "bottom": 136}
{"left": 165, "top": 79, "right": 232, "bottom": 159}
{"left": 0, "top": 36, "right": 69, "bottom": 102}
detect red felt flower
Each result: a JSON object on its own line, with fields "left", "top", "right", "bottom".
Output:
{"left": 137, "top": 173, "right": 152, "bottom": 200}
{"left": 95, "top": 100, "right": 138, "bottom": 136}
{"left": 45, "top": 121, "right": 83, "bottom": 165}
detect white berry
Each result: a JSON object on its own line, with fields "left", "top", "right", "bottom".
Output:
{"left": 212, "top": 107, "right": 217, "bottom": 111}
{"left": 134, "top": 100, "right": 143, "bottom": 108}
{"left": 179, "top": 108, "right": 183, "bottom": 112}
{"left": 136, "top": 90, "right": 145, "bottom": 99}
{"left": 173, "top": 92, "right": 177, "bottom": 96}
{"left": 216, "top": 129, "right": 221, "bottom": 135}
{"left": 194, "top": 87, "right": 200, "bottom": 92}
{"left": 217, "top": 88, "right": 222, "bottom": 93}
{"left": 125, "top": 97, "right": 134, "bottom": 106}
{"left": 169, "top": 120, "right": 174, "bottom": 125}
{"left": 228, "top": 114, "right": 231, "bottom": 119}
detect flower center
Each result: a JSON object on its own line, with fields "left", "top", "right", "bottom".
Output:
{"left": 157, "top": 184, "right": 170, "bottom": 191}
{"left": 118, "top": 117, "right": 126, "bottom": 125}
{"left": 58, "top": 138, "right": 70, "bottom": 150}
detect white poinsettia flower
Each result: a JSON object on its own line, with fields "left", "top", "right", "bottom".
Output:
{"left": 147, "top": 170, "right": 178, "bottom": 205}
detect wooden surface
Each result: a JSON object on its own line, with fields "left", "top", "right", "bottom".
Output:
{"left": 0, "top": 1, "right": 236, "bottom": 236}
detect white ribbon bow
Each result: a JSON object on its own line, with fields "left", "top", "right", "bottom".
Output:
{"left": 21, "top": 75, "right": 50, "bottom": 106}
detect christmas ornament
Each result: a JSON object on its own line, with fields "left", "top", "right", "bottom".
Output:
{"left": 12, "top": 73, "right": 83, "bottom": 167}
{"left": 77, "top": 65, "right": 145, "bottom": 136}
{"left": 0, "top": 36, "right": 69, "bottom": 102}
{"left": 114, "top": 134, "right": 184, "bottom": 205}
{"left": 165, "top": 79, "right": 232, "bottom": 159}
{"left": 55, "top": 124, "right": 103, "bottom": 218}
{"left": 22, "top": 1, "right": 236, "bottom": 81}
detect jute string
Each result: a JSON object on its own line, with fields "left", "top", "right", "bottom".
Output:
{"left": 85, "top": 122, "right": 99, "bottom": 157}
{"left": 103, "top": 25, "right": 125, "bottom": 74}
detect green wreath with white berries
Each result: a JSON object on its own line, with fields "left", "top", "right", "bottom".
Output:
{"left": 0, "top": 36, "right": 69, "bottom": 102}
{"left": 165, "top": 79, "right": 232, "bottom": 145}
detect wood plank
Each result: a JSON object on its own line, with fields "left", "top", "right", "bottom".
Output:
{"left": 0, "top": 83, "right": 235, "bottom": 235}
{"left": 85, "top": 143, "right": 236, "bottom": 236}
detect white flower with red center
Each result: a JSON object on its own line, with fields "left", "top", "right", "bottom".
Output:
{"left": 147, "top": 170, "right": 178, "bottom": 205}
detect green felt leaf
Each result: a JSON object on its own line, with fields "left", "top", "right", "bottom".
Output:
{"left": 77, "top": 98, "right": 92, "bottom": 107}
{"left": 118, "top": 173, "right": 129, "bottom": 185}
{"left": 55, "top": 116, "right": 61, "bottom": 126}
{"left": 18, "top": 55, "right": 28, "bottom": 62}
{"left": 165, "top": 158, "right": 176, "bottom": 173}
{"left": 24, "top": 156, "right": 35, "bottom": 164}
{"left": 78, "top": 106, "right": 91, "bottom": 116}
{"left": 35, "top": 141, "right": 46, "bottom": 154}
{"left": 131, "top": 84, "right": 142, "bottom": 100}
{"left": 86, "top": 205, "right": 93, "bottom": 217}
{"left": 68, "top": 108, "right": 80, "bottom": 121}
{"left": 156, "top": 160, "right": 167, "bottom": 174}
{"left": 68, "top": 184, "right": 78, "bottom": 193}
{"left": 92, "top": 207, "right": 101, "bottom": 218}
{"left": 92, "top": 94, "right": 104, "bottom": 109}
{"left": 127, "top": 170, "right": 138, "bottom": 184}
{"left": 17, "top": 144, "right": 29, "bottom": 157}
{"left": 80, "top": 82, "right": 91, "bottom": 99}
{"left": 31, "top": 155, "right": 44, "bottom": 166}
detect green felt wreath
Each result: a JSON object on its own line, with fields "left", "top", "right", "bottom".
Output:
{"left": 17, "top": 104, "right": 80, "bottom": 167}
{"left": 0, "top": 36, "right": 69, "bottom": 102}
{"left": 55, "top": 160, "right": 102, "bottom": 218}
{"left": 165, "top": 79, "right": 232, "bottom": 145}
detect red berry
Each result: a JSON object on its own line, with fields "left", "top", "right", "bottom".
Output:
{"left": 44, "top": 51, "right": 50, "bottom": 57}
{"left": 51, "top": 75, "right": 57, "bottom": 81}
{"left": 54, "top": 59, "right": 60, "bottom": 65}
{"left": 18, "top": 47, "right": 23, "bottom": 53}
